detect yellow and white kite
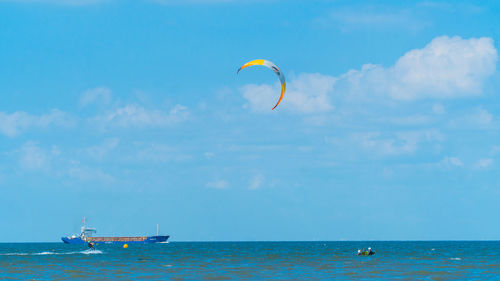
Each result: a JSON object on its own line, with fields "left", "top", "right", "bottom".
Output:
{"left": 237, "top": 59, "right": 286, "bottom": 110}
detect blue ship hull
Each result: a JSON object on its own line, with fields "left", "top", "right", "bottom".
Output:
{"left": 61, "top": 235, "right": 169, "bottom": 244}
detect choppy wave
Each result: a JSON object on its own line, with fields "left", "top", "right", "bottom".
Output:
{"left": 1, "top": 249, "right": 103, "bottom": 256}
{"left": 2, "top": 242, "right": 499, "bottom": 280}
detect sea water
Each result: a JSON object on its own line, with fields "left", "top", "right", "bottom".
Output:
{"left": 1, "top": 241, "right": 499, "bottom": 280}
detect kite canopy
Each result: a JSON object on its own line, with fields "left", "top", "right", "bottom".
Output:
{"left": 237, "top": 59, "right": 286, "bottom": 110}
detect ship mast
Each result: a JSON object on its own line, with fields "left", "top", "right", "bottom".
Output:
{"left": 80, "top": 217, "right": 96, "bottom": 239}
{"left": 81, "top": 217, "right": 86, "bottom": 236}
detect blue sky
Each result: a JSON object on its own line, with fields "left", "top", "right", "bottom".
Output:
{"left": 0, "top": 0, "right": 499, "bottom": 242}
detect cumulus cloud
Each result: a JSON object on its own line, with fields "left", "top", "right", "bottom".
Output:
{"left": 441, "top": 156, "right": 464, "bottom": 167}
{"left": 67, "top": 164, "right": 114, "bottom": 183}
{"left": 383, "top": 115, "right": 432, "bottom": 126}
{"left": 0, "top": 109, "right": 74, "bottom": 137}
{"left": 432, "top": 104, "right": 445, "bottom": 114}
{"left": 326, "top": 129, "right": 443, "bottom": 156}
{"left": 204, "top": 152, "right": 215, "bottom": 159}
{"left": 475, "top": 158, "right": 493, "bottom": 169}
{"left": 135, "top": 143, "right": 191, "bottom": 163}
{"left": 387, "top": 36, "right": 497, "bottom": 100}
{"left": 206, "top": 179, "right": 228, "bottom": 189}
{"left": 448, "top": 107, "right": 494, "bottom": 129}
{"left": 339, "top": 36, "right": 497, "bottom": 101}
{"left": 242, "top": 73, "right": 335, "bottom": 113}
{"left": 18, "top": 141, "right": 49, "bottom": 170}
{"left": 80, "top": 87, "right": 112, "bottom": 107}
{"left": 92, "top": 104, "right": 189, "bottom": 129}
{"left": 86, "top": 138, "right": 119, "bottom": 160}
{"left": 465, "top": 107, "right": 493, "bottom": 127}
{"left": 491, "top": 146, "right": 500, "bottom": 155}
{"left": 17, "top": 142, "right": 66, "bottom": 172}
{"left": 355, "top": 130, "right": 442, "bottom": 156}
{"left": 14, "top": 141, "right": 115, "bottom": 182}
{"left": 241, "top": 36, "right": 497, "bottom": 114}
{"left": 249, "top": 174, "right": 264, "bottom": 190}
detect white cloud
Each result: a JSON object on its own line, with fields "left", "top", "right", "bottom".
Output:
{"left": 18, "top": 141, "right": 49, "bottom": 170}
{"left": 215, "top": 86, "right": 233, "bottom": 100}
{"left": 80, "top": 87, "right": 112, "bottom": 107}
{"left": 339, "top": 36, "right": 497, "bottom": 101}
{"left": 384, "top": 115, "right": 432, "bottom": 126}
{"left": 86, "top": 138, "right": 119, "bottom": 160}
{"left": 249, "top": 174, "right": 264, "bottom": 190}
{"left": 355, "top": 132, "right": 417, "bottom": 155}
{"left": 334, "top": 129, "right": 443, "bottom": 156}
{"left": 241, "top": 36, "right": 497, "bottom": 115}
{"left": 475, "top": 158, "right": 493, "bottom": 169}
{"left": 0, "top": 109, "right": 74, "bottom": 137}
{"left": 51, "top": 145, "right": 61, "bottom": 156}
{"left": 332, "top": 10, "right": 409, "bottom": 25}
{"left": 417, "top": 2, "right": 484, "bottom": 14}
{"left": 441, "top": 156, "right": 463, "bottom": 167}
{"left": 242, "top": 73, "right": 335, "bottom": 113}
{"left": 93, "top": 104, "right": 189, "bottom": 129}
{"left": 12, "top": 141, "right": 115, "bottom": 183}
{"left": 491, "top": 146, "right": 500, "bottom": 155}
{"left": 387, "top": 36, "right": 497, "bottom": 100}
{"left": 448, "top": 107, "right": 494, "bottom": 129}
{"left": 465, "top": 108, "right": 493, "bottom": 127}
{"left": 17, "top": 142, "right": 63, "bottom": 172}
{"left": 136, "top": 143, "right": 191, "bottom": 163}
{"left": 67, "top": 164, "right": 114, "bottom": 183}
{"left": 432, "top": 104, "right": 445, "bottom": 114}
{"left": 204, "top": 152, "right": 215, "bottom": 159}
{"left": 382, "top": 167, "right": 394, "bottom": 178}
{"left": 320, "top": 7, "right": 429, "bottom": 32}
{"left": 206, "top": 179, "right": 228, "bottom": 189}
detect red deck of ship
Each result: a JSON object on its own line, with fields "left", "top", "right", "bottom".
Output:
{"left": 87, "top": 236, "right": 147, "bottom": 242}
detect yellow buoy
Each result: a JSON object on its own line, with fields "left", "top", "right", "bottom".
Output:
{"left": 123, "top": 244, "right": 128, "bottom": 249}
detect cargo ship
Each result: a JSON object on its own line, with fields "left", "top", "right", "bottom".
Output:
{"left": 61, "top": 218, "right": 169, "bottom": 244}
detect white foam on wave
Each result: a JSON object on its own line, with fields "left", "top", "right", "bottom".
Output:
{"left": 450, "top": 257, "right": 461, "bottom": 261}
{"left": 34, "top": 251, "right": 56, "bottom": 255}
{"left": 1, "top": 250, "right": 103, "bottom": 256}
{"left": 81, "top": 249, "right": 103, "bottom": 255}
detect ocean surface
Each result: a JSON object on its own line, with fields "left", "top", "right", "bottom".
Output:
{"left": 1, "top": 241, "right": 499, "bottom": 280}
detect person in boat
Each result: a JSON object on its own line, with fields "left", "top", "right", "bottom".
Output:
{"left": 88, "top": 242, "right": 95, "bottom": 250}
{"left": 357, "top": 249, "right": 362, "bottom": 255}
{"left": 367, "top": 247, "right": 374, "bottom": 255}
